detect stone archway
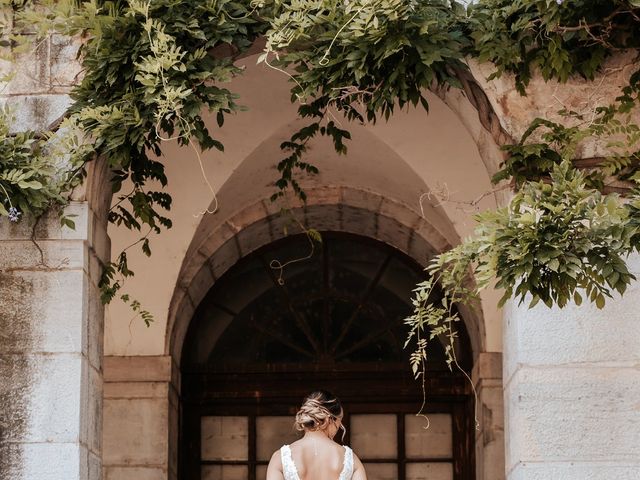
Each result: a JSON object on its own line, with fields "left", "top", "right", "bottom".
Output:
{"left": 167, "top": 187, "right": 485, "bottom": 364}
{"left": 157, "top": 188, "right": 502, "bottom": 480}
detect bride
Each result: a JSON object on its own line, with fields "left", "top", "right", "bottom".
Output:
{"left": 266, "top": 391, "right": 367, "bottom": 480}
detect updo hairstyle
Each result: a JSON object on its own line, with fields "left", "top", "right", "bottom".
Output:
{"left": 294, "top": 391, "right": 343, "bottom": 432}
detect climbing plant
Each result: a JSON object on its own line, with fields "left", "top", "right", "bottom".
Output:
{"left": 1, "top": 0, "right": 640, "bottom": 386}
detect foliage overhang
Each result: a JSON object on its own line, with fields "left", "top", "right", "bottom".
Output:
{"left": 1, "top": 0, "right": 640, "bottom": 374}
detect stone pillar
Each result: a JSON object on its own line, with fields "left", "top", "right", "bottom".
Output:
{"left": 473, "top": 352, "right": 505, "bottom": 480}
{"left": 503, "top": 254, "right": 640, "bottom": 480}
{"left": 102, "top": 356, "right": 179, "bottom": 480}
{"left": 0, "top": 202, "right": 108, "bottom": 480}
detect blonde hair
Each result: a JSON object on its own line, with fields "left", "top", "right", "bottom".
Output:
{"left": 294, "top": 391, "right": 343, "bottom": 432}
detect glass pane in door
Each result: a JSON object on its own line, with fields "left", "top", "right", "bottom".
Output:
{"left": 406, "top": 462, "right": 453, "bottom": 480}
{"left": 256, "top": 416, "right": 301, "bottom": 461}
{"left": 350, "top": 414, "right": 397, "bottom": 459}
{"left": 201, "top": 416, "right": 249, "bottom": 460}
{"left": 201, "top": 465, "right": 248, "bottom": 480}
{"left": 363, "top": 463, "right": 398, "bottom": 480}
{"left": 405, "top": 414, "right": 452, "bottom": 459}
{"left": 257, "top": 464, "right": 268, "bottom": 479}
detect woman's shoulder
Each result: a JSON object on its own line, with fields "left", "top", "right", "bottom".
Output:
{"left": 270, "top": 448, "right": 284, "bottom": 462}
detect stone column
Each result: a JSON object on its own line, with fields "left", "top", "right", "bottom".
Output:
{"left": 0, "top": 202, "right": 108, "bottom": 480}
{"left": 473, "top": 352, "right": 505, "bottom": 480}
{"left": 102, "top": 356, "right": 179, "bottom": 480}
{"left": 503, "top": 255, "right": 640, "bottom": 479}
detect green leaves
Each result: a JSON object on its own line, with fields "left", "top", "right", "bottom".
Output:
{"left": 3, "top": 0, "right": 640, "bottom": 346}
{"left": 433, "top": 161, "right": 638, "bottom": 316}
{"left": 468, "top": 0, "right": 640, "bottom": 94}
{"left": 0, "top": 109, "right": 85, "bottom": 221}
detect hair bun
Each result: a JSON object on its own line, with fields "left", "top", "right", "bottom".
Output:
{"left": 293, "top": 391, "right": 343, "bottom": 432}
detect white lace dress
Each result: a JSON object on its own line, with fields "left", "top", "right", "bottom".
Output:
{"left": 280, "top": 444, "right": 354, "bottom": 480}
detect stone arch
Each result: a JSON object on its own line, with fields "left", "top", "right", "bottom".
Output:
{"left": 166, "top": 186, "right": 487, "bottom": 367}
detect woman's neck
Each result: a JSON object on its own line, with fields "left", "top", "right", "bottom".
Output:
{"left": 304, "top": 430, "right": 331, "bottom": 441}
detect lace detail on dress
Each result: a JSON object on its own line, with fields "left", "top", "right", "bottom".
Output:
{"left": 280, "top": 445, "right": 354, "bottom": 480}
{"left": 281, "top": 445, "right": 301, "bottom": 480}
{"left": 339, "top": 446, "right": 354, "bottom": 480}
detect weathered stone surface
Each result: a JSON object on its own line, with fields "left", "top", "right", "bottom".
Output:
{"left": 104, "top": 466, "right": 166, "bottom": 480}
{"left": 509, "top": 462, "right": 640, "bottom": 480}
{"left": 0, "top": 199, "right": 105, "bottom": 480}
{"left": 16, "top": 443, "right": 82, "bottom": 480}
{"left": 473, "top": 352, "right": 505, "bottom": 480}
{"left": 103, "top": 356, "right": 172, "bottom": 383}
{"left": 26, "top": 353, "right": 84, "bottom": 443}
{"left": 503, "top": 281, "right": 640, "bottom": 385}
{"left": 49, "top": 35, "right": 83, "bottom": 89}
{"left": 0, "top": 36, "right": 50, "bottom": 96}
{"left": 468, "top": 52, "right": 640, "bottom": 159}
{"left": 504, "top": 251, "right": 640, "bottom": 480}
{"left": 0, "top": 271, "right": 86, "bottom": 355}
{"left": 1, "top": 94, "right": 72, "bottom": 132}
{"left": 104, "top": 381, "right": 168, "bottom": 400}
{"left": 103, "top": 398, "right": 169, "bottom": 466}
{"left": 0, "top": 202, "right": 90, "bottom": 241}
{"left": 505, "top": 366, "right": 640, "bottom": 467}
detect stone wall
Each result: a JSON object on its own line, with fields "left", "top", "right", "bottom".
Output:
{"left": 502, "top": 254, "right": 640, "bottom": 479}
{"left": 0, "top": 203, "right": 108, "bottom": 480}
{"left": 102, "top": 356, "right": 178, "bottom": 480}
{"left": 0, "top": 33, "right": 81, "bottom": 132}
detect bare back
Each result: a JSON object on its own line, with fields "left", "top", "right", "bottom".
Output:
{"left": 266, "top": 435, "right": 367, "bottom": 480}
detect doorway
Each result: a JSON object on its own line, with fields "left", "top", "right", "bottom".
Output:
{"left": 180, "top": 233, "right": 475, "bottom": 479}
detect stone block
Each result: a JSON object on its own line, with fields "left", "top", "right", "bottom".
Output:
{"left": 505, "top": 365, "right": 640, "bottom": 470}
{"left": 509, "top": 462, "right": 640, "bottom": 480}
{"left": 378, "top": 198, "right": 420, "bottom": 231}
{"left": 27, "top": 353, "right": 83, "bottom": 443}
{"left": 82, "top": 362, "right": 103, "bottom": 456}
{"left": 88, "top": 282, "right": 104, "bottom": 371}
{"left": 301, "top": 204, "right": 342, "bottom": 233}
{"left": 2, "top": 36, "right": 50, "bottom": 95}
{"left": 226, "top": 201, "right": 269, "bottom": 234}
{"left": 194, "top": 222, "right": 236, "bottom": 261}
{"left": 234, "top": 217, "right": 274, "bottom": 259}
{"left": 208, "top": 236, "right": 241, "bottom": 282}
{"left": 0, "top": 355, "right": 31, "bottom": 444}
{"left": 103, "top": 356, "right": 172, "bottom": 383}
{"left": 104, "top": 466, "right": 166, "bottom": 480}
{"left": 49, "top": 34, "right": 82, "bottom": 89}
{"left": 340, "top": 187, "right": 383, "bottom": 213}
{"left": 185, "top": 264, "right": 215, "bottom": 310}
{"left": 473, "top": 352, "right": 503, "bottom": 385}
{"left": 412, "top": 218, "right": 452, "bottom": 254}
{"left": 88, "top": 451, "right": 101, "bottom": 480}
{"left": 0, "top": 202, "right": 89, "bottom": 241}
{"left": 375, "top": 214, "right": 413, "bottom": 253}
{"left": 104, "top": 381, "right": 168, "bottom": 400}
{"left": 19, "top": 442, "right": 82, "bottom": 480}
{"left": 0, "top": 270, "right": 87, "bottom": 355}
{"left": 89, "top": 211, "right": 111, "bottom": 266}
{"left": 168, "top": 295, "right": 196, "bottom": 360}
{"left": 0, "top": 239, "right": 87, "bottom": 271}
{"left": 103, "top": 397, "right": 168, "bottom": 466}
{"left": 503, "top": 281, "right": 640, "bottom": 383}
{"left": 304, "top": 186, "right": 342, "bottom": 206}
{"left": 406, "top": 231, "right": 435, "bottom": 267}
{"left": 340, "top": 205, "right": 377, "bottom": 238}
{"left": 1, "top": 94, "right": 72, "bottom": 132}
